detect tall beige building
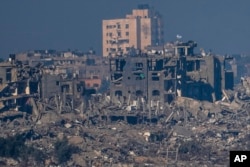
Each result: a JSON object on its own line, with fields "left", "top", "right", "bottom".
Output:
{"left": 102, "top": 4, "right": 164, "bottom": 57}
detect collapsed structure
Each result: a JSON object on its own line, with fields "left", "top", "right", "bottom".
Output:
{"left": 110, "top": 40, "right": 234, "bottom": 110}
{"left": 1, "top": 43, "right": 250, "bottom": 166}
{"left": 0, "top": 55, "right": 41, "bottom": 117}
{"left": 0, "top": 41, "right": 235, "bottom": 120}
{"left": 0, "top": 51, "right": 108, "bottom": 120}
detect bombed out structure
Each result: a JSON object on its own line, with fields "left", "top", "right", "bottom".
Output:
{"left": 0, "top": 55, "right": 42, "bottom": 117}
{"left": 0, "top": 54, "right": 87, "bottom": 119}
{"left": 109, "top": 40, "right": 234, "bottom": 109}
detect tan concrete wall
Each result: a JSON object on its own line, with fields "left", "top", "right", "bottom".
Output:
{"left": 102, "top": 18, "right": 141, "bottom": 57}
{"left": 102, "top": 7, "right": 163, "bottom": 57}
{"left": 140, "top": 18, "right": 151, "bottom": 51}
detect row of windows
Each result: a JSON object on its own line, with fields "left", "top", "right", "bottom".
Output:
{"left": 106, "top": 24, "right": 129, "bottom": 29}
{"left": 106, "top": 47, "right": 130, "bottom": 52}
{"left": 106, "top": 32, "right": 129, "bottom": 37}
{"left": 106, "top": 32, "right": 113, "bottom": 37}
{"left": 107, "top": 48, "right": 122, "bottom": 52}
{"left": 106, "top": 38, "right": 129, "bottom": 44}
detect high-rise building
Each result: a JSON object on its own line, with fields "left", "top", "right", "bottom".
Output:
{"left": 102, "top": 4, "right": 164, "bottom": 57}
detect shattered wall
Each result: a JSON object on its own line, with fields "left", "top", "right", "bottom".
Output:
{"left": 109, "top": 40, "right": 234, "bottom": 109}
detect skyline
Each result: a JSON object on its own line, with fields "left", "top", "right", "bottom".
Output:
{"left": 0, "top": 0, "right": 250, "bottom": 58}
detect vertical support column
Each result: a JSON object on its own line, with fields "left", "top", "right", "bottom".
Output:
{"left": 175, "top": 147, "right": 179, "bottom": 162}
{"left": 184, "top": 47, "right": 188, "bottom": 56}
{"left": 124, "top": 115, "right": 127, "bottom": 123}
{"left": 25, "top": 80, "right": 30, "bottom": 95}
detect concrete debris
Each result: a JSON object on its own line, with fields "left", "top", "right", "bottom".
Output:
{"left": 64, "top": 123, "right": 72, "bottom": 128}
{"left": 0, "top": 48, "right": 249, "bottom": 166}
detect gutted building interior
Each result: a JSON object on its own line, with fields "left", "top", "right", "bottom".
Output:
{"left": 109, "top": 40, "right": 234, "bottom": 109}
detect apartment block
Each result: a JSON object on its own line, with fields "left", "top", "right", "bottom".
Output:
{"left": 109, "top": 40, "right": 234, "bottom": 110}
{"left": 102, "top": 4, "right": 164, "bottom": 57}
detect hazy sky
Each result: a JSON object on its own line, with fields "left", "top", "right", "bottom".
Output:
{"left": 0, "top": 0, "right": 249, "bottom": 58}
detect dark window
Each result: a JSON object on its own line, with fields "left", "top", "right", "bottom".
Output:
{"left": 126, "top": 32, "right": 129, "bottom": 36}
{"left": 77, "top": 84, "right": 82, "bottom": 92}
{"left": 93, "top": 83, "right": 99, "bottom": 87}
{"left": 152, "top": 73, "right": 159, "bottom": 81}
{"left": 152, "top": 90, "right": 160, "bottom": 96}
{"left": 6, "top": 68, "right": 11, "bottom": 81}
{"left": 110, "top": 48, "right": 116, "bottom": 52}
{"left": 115, "top": 90, "right": 122, "bottom": 96}
{"left": 152, "top": 76, "right": 159, "bottom": 81}
{"left": 61, "top": 85, "right": 69, "bottom": 93}
{"left": 136, "top": 63, "right": 143, "bottom": 68}
{"left": 125, "top": 24, "right": 129, "bottom": 29}
{"left": 186, "top": 61, "right": 195, "bottom": 72}
{"left": 165, "top": 94, "right": 174, "bottom": 103}
{"left": 136, "top": 90, "right": 143, "bottom": 96}
{"left": 117, "top": 31, "right": 121, "bottom": 37}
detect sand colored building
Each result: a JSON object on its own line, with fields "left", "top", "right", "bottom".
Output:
{"left": 102, "top": 4, "right": 164, "bottom": 57}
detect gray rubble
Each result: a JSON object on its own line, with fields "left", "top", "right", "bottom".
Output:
{"left": 0, "top": 80, "right": 249, "bottom": 167}
{"left": 0, "top": 49, "right": 249, "bottom": 166}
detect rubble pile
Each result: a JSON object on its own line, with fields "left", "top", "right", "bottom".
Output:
{"left": 0, "top": 53, "right": 249, "bottom": 166}
{"left": 2, "top": 35, "right": 250, "bottom": 167}
{"left": 0, "top": 78, "right": 250, "bottom": 167}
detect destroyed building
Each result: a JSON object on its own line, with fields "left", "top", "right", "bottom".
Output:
{"left": 0, "top": 47, "right": 249, "bottom": 167}
{"left": 0, "top": 54, "right": 93, "bottom": 119}
{"left": 0, "top": 54, "right": 42, "bottom": 118}
{"left": 109, "top": 40, "right": 234, "bottom": 109}
{"left": 15, "top": 49, "right": 109, "bottom": 81}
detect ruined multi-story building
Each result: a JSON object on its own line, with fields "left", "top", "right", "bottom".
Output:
{"left": 0, "top": 54, "right": 41, "bottom": 115}
{"left": 0, "top": 53, "right": 95, "bottom": 118}
{"left": 102, "top": 4, "right": 164, "bottom": 57}
{"left": 109, "top": 40, "right": 234, "bottom": 109}
{"left": 15, "top": 49, "right": 110, "bottom": 91}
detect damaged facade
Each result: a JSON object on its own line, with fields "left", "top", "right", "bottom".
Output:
{"left": 0, "top": 51, "right": 108, "bottom": 120}
{"left": 1, "top": 41, "right": 249, "bottom": 167}
{"left": 110, "top": 40, "right": 234, "bottom": 110}
{"left": 0, "top": 55, "right": 41, "bottom": 116}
